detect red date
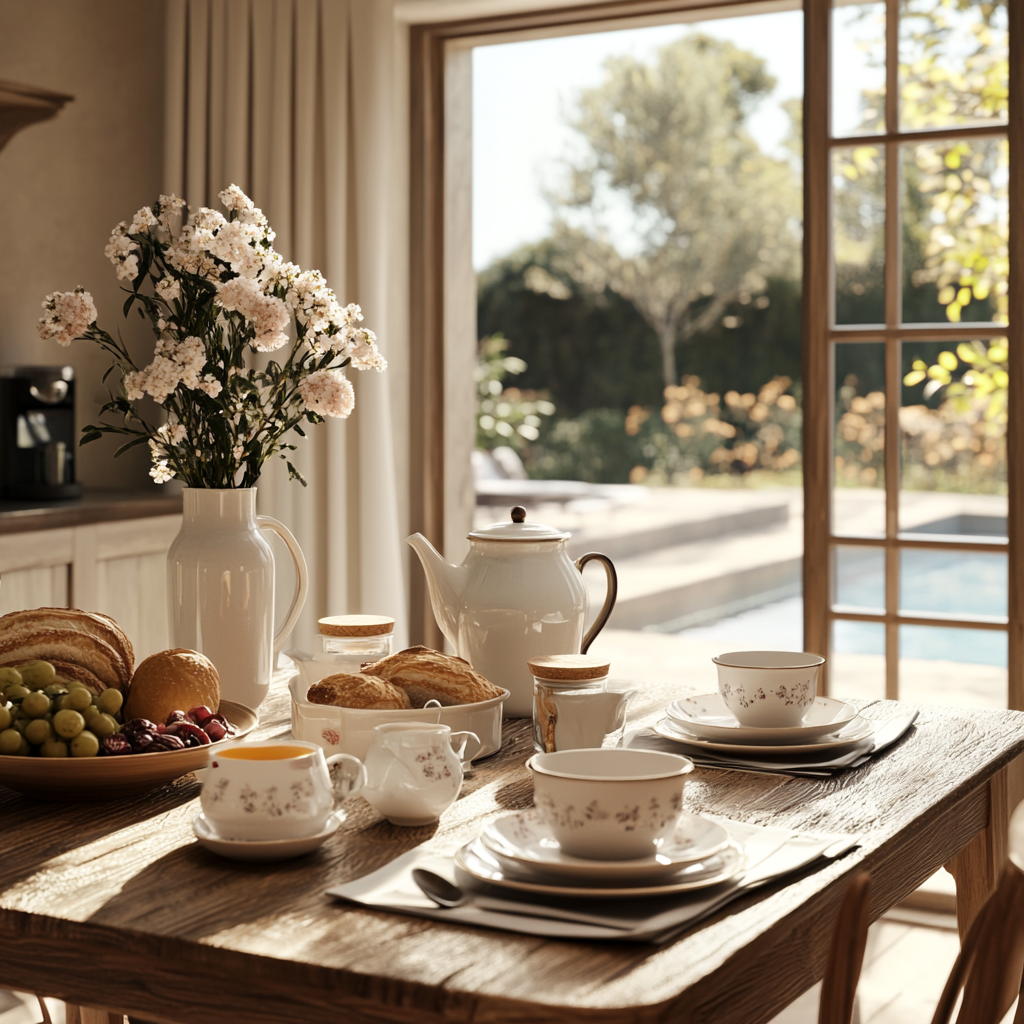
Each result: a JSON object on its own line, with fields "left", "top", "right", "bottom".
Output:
{"left": 166, "top": 721, "right": 211, "bottom": 747}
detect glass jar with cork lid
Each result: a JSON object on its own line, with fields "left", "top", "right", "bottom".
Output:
{"left": 286, "top": 615, "right": 395, "bottom": 692}
{"left": 529, "top": 655, "right": 633, "bottom": 753}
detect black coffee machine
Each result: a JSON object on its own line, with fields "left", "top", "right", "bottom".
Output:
{"left": 0, "top": 366, "right": 83, "bottom": 500}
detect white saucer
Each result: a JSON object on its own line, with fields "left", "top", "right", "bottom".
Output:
{"left": 455, "top": 838, "right": 746, "bottom": 898}
{"left": 192, "top": 813, "right": 341, "bottom": 862}
{"left": 654, "top": 715, "right": 874, "bottom": 756}
{"left": 480, "top": 809, "right": 731, "bottom": 883}
{"left": 666, "top": 694, "right": 859, "bottom": 744}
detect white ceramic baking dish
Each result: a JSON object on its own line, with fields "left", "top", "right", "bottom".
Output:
{"left": 288, "top": 674, "right": 508, "bottom": 761}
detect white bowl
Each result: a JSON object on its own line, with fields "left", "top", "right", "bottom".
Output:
{"left": 289, "top": 675, "right": 507, "bottom": 760}
{"left": 526, "top": 748, "right": 693, "bottom": 860}
{"left": 713, "top": 651, "right": 825, "bottom": 727}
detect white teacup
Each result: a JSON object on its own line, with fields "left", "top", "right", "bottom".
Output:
{"left": 526, "top": 748, "right": 693, "bottom": 860}
{"left": 200, "top": 740, "right": 364, "bottom": 841}
{"left": 713, "top": 650, "right": 825, "bottom": 728}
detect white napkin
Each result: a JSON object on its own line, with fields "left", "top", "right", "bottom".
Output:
{"left": 327, "top": 818, "right": 859, "bottom": 943}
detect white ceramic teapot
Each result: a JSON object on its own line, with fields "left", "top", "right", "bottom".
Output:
{"left": 362, "top": 722, "right": 481, "bottom": 826}
{"left": 407, "top": 506, "right": 617, "bottom": 717}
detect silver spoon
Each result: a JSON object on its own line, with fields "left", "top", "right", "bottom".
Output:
{"left": 413, "top": 868, "right": 468, "bottom": 908}
{"left": 410, "top": 867, "right": 631, "bottom": 929}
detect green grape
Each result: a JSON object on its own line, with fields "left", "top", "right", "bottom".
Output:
{"left": 21, "top": 691, "right": 51, "bottom": 718}
{"left": 0, "top": 706, "right": 9, "bottom": 731}
{"left": 0, "top": 728, "right": 21, "bottom": 755}
{"left": 70, "top": 730, "right": 99, "bottom": 758}
{"left": 16, "top": 735, "right": 29, "bottom": 756}
{"left": 40, "top": 738, "right": 68, "bottom": 758}
{"left": 18, "top": 661, "right": 56, "bottom": 688}
{"left": 4, "top": 685, "right": 30, "bottom": 701}
{"left": 12, "top": 718, "right": 28, "bottom": 734}
{"left": 0, "top": 668, "right": 22, "bottom": 687}
{"left": 82, "top": 704, "right": 101, "bottom": 723}
{"left": 90, "top": 713, "right": 118, "bottom": 739}
{"left": 52, "top": 709, "right": 85, "bottom": 739}
{"left": 64, "top": 687, "right": 92, "bottom": 712}
{"left": 97, "top": 689, "right": 123, "bottom": 715}
{"left": 24, "top": 719, "right": 54, "bottom": 746}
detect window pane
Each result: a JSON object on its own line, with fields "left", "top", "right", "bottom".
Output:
{"left": 834, "top": 545, "right": 885, "bottom": 611}
{"left": 832, "top": 2, "right": 886, "bottom": 137}
{"left": 901, "top": 137, "right": 1008, "bottom": 324}
{"left": 834, "top": 146, "right": 885, "bottom": 325}
{"left": 900, "top": 624, "right": 1006, "bottom": 709}
{"left": 899, "top": 339, "right": 1007, "bottom": 537}
{"left": 831, "top": 620, "right": 885, "bottom": 701}
{"left": 834, "top": 342, "right": 886, "bottom": 536}
{"left": 899, "top": 548, "right": 1007, "bottom": 619}
{"left": 899, "top": 0, "right": 1008, "bottom": 132}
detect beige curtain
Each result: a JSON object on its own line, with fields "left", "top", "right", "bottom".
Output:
{"left": 164, "top": 0, "right": 407, "bottom": 653}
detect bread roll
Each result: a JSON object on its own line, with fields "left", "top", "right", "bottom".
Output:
{"left": 361, "top": 647, "right": 503, "bottom": 707}
{"left": 124, "top": 649, "right": 220, "bottom": 724}
{"left": 0, "top": 607, "right": 133, "bottom": 680}
{"left": 0, "top": 627, "right": 128, "bottom": 690}
{"left": 307, "top": 673, "right": 412, "bottom": 710}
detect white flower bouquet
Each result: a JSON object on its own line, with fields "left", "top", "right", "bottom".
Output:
{"left": 38, "top": 185, "right": 384, "bottom": 487}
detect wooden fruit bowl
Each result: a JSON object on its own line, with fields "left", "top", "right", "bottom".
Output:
{"left": 0, "top": 700, "right": 258, "bottom": 800}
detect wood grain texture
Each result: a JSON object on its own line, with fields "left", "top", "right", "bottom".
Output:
{"left": 818, "top": 872, "right": 871, "bottom": 1024}
{"left": 1, "top": 670, "right": 1023, "bottom": 1024}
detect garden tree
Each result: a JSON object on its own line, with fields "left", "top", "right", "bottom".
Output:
{"left": 477, "top": 241, "right": 803, "bottom": 415}
{"left": 543, "top": 33, "right": 800, "bottom": 390}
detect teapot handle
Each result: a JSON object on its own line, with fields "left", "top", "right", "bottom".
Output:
{"left": 575, "top": 552, "right": 618, "bottom": 655}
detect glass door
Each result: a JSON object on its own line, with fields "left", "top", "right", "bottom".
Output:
{"left": 805, "top": 0, "right": 1018, "bottom": 707}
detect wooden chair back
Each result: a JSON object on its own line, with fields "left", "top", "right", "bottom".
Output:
{"left": 929, "top": 800, "right": 1024, "bottom": 1024}
{"left": 818, "top": 871, "right": 872, "bottom": 1024}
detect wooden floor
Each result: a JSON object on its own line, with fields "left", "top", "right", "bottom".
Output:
{"left": 0, "top": 913, "right": 1013, "bottom": 1024}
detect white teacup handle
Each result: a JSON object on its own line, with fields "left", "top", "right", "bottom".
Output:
{"left": 448, "top": 730, "right": 482, "bottom": 763}
{"left": 325, "top": 752, "right": 365, "bottom": 803}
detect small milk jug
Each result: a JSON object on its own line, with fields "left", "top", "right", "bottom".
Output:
{"left": 361, "top": 722, "right": 481, "bottom": 826}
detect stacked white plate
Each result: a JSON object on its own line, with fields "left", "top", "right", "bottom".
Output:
{"left": 456, "top": 808, "right": 745, "bottom": 899}
{"left": 656, "top": 694, "right": 873, "bottom": 756}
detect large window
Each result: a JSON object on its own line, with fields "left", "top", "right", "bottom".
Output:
{"left": 409, "top": 0, "right": 1021, "bottom": 709}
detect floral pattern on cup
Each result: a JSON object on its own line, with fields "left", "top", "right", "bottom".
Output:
{"left": 720, "top": 680, "right": 815, "bottom": 710}
{"left": 204, "top": 776, "right": 318, "bottom": 817}
{"left": 535, "top": 790, "right": 682, "bottom": 834}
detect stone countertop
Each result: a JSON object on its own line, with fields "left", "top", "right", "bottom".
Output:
{"left": 0, "top": 488, "right": 182, "bottom": 534}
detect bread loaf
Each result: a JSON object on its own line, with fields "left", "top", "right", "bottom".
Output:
{"left": 124, "top": 649, "right": 220, "bottom": 723}
{"left": 361, "top": 647, "right": 503, "bottom": 707}
{"left": 0, "top": 607, "right": 133, "bottom": 680}
{"left": 307, "top": 673, "right": 412, "bottom": 710}
{"left": 0, "top": 627, "right": 128, "bottom": 690}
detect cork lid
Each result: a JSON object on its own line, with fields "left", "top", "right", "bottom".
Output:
{"left": 318, "top": 615, "right": 395, "bottom": 638}
{"left": 528, "top": 654, "right": 611, "bottom": 681}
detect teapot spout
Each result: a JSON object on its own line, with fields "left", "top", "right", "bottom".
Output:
{"left": 406, "top": 533, "right": 466, "bottom": 646}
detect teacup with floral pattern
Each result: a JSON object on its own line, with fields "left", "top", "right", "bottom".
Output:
{"left": 713, "top": 651, "right": 825, "bottom": 728}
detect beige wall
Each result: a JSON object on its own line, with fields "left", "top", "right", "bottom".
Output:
{"left": 0, "top": 0, "right": 165, "bottom": 489}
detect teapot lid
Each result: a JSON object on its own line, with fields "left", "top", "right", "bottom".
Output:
{"left": 468, "top": 506, "right": 569, "bottom": 542}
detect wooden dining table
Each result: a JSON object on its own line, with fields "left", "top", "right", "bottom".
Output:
{"left": 2, "top": 666, "right": 1023, "bottom": 1024}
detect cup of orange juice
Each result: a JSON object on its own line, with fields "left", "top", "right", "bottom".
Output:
{"left": 199, "top": 740, "right": 364, "bottom": 840}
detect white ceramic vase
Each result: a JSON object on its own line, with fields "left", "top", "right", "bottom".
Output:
{"left": 167, "top": 488, "right": 308, "bottom": 709}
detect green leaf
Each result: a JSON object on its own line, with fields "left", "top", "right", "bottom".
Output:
{"left": 80, "top": 431, "right": 103, "bottom": 446}
{"left": 113, "top": 435, "right": 152, "bottom": 458}
{"left": 286, "top": 461, "right": 308, "bottom": 486}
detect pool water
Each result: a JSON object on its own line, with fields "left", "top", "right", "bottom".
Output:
{"left": 680, "top": 548, "right": 1009, "bottom": 667}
